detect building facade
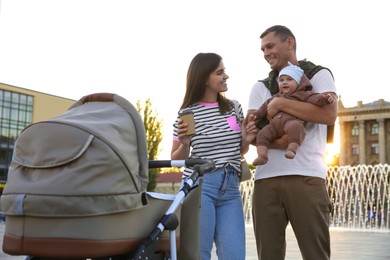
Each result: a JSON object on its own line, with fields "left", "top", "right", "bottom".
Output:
{"left": 0, "top": 83, "right": 75, "bottom": 182}
{"left": 338, "top": 98, "right": 390, "bottom": 166}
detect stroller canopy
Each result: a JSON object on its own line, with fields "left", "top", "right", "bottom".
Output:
{"left": 1, "top": 93, "right": 149, "bottom": 217}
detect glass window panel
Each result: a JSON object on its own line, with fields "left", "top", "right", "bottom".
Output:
{"left": 26, "top": 112, "right": 32, "bottom": 122}
{"left": 27, "top": 96, "right": 33, "bottom": 106}
{"left": 1, "top": 128, "right": 9, "bottom": 136}
{"left": 18, "top": 110, "right": 26, "bottom": 121}
{"left": 20, "top": 94, "right": 27, "bottom": 104}
{"left": 351, "top": 125, "right": 359, "bottom": 136}
{"left": 352, "top": 144, "right": 359, "bottom": 155}
{"left": 10, "top": 109, "right": 18, "bottom": 120}
{"left": 371, "top": 123, "right": 378, "bottom": 135}
{"left": 371, "top": 143, "right": 379, "bottom": 154}
{"left": 19, "top": 104, "right": 27, "bottom": 111}
{"left": 11, "top": 92, "right": 19, "bottom": 102}
{"left": 4, "top": 91, "right": 11, "bottom": 101}
{"left": 11, "top": 101, "right": 19, "bottom": 109}
{"left": 9, "top": 130, "right": 18, "bottom": 141}
{"left": 2, "top": 107, "right": 10, "bottom": 119}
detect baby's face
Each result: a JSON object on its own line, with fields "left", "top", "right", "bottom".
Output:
{"left": 278, "top": 75, "right": 298, "bottom": 94}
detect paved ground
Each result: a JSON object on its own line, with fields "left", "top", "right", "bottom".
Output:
{"left": 1, "top": 222, "right": 389, "bottom": 259}
{"left": 239, "top": 225, "right": 390, "bottom": 260}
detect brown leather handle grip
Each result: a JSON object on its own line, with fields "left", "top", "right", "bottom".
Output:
{"left": 70, "top": 93, "right": 116, "bottom": 109}
{"left": 79, "top": 93, "right": 115, "bottom": 103}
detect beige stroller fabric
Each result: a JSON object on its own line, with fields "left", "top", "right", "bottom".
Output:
{"left": 1, "top": 94, "right": 148, "bottom": 217}
{"left": 0, "top": 94, "right": 164, "bottom": 258}
{"left": 178, "top": 178, "right": 203, "bottom": 260}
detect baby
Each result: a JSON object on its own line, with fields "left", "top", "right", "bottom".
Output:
{"left": 251, "top": 63, "right": 335, "bottom": 166}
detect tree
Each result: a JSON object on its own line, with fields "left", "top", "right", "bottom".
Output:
{"left": 136, "top": 98, "right": 164, "bottom": 191}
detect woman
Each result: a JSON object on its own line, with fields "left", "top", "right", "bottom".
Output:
{"left": 171, "top": 52, "right": 253, "bottom": 260}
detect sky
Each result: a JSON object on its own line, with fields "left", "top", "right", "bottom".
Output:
{"left": 0, "top": 0, "right": 389, "bottom": 161}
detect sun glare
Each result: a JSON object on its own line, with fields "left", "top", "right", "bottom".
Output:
{"left": 325, "top": 119, "right": 341, "bottom": 165}
{"left": 326, "top": 143, "right": 340, "bottom": 165}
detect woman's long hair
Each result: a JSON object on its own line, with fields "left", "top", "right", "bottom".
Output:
{"left": 180, "top": 53, "right": 232, "bottom": 114}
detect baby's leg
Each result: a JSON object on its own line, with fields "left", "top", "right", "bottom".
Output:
{"left": 253, "top": 145, "right": 268, "bottom": 166}
{"left": 284, "top": 119, "right": 306, "bottom": 159}
{"left": 285, "top": 142, "right": 299, "bottom": 159}
{"left": 253, "top": 124, "right": 279, "bottom": 166}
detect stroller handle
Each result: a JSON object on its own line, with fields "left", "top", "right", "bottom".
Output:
{"left": 149, "top": 159, "right": 215, "bottom": 170}
{"left": 71, "top": 93, "right": 116, "bottom": 108}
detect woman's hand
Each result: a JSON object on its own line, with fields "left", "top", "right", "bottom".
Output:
{"left": 241, "top": 114, "right": 258, "bottom": 153}
{"left": 177, "top": 119, "right": 192, "bottom": 146}
{"left": 244, "top": 114, "right": 258, "bottom": 134}
{"left": 171, "top": 119, "right": 192, "bottom": 160}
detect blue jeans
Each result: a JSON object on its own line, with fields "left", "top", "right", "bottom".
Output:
{"left": 199, "top": 166, "right": 245, "bottom": 260}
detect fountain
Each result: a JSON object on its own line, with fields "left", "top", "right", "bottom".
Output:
{"left": 240, "top": 164, "right": 390, "bottom": 230}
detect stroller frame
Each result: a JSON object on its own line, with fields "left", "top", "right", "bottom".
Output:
{"left": 130, "top": 158, "right": 214, "bottom": 260}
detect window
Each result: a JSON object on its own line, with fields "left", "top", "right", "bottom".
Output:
{"left": 351, "top": 124, "right": 359, "bottom": 136}
{"left": 0, "top": 90, "right": 33, "bottom": 182}
{"left": 371, "top": 143, "right": 379, "bottom": 154}
{"left": 352, "top": 144, "right": 359, "bottom": 155}
{"left": 371, "top": 123, "right": 378, "bottom": 135}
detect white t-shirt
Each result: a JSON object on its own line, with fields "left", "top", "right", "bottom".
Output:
{"left": 248, "top": 69, "right": 337, "bottom": 180}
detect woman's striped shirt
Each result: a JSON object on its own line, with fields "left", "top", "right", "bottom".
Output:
{"left": 173, "top": 100, "right": 244, "bottom": 177}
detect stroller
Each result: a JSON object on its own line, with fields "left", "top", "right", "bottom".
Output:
{"left": 0, "top": 93, "right": 215, "bottom": 260}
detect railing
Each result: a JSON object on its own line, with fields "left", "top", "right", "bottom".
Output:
{"left": 240, "top": 164, "right": 390, "bottom": 230}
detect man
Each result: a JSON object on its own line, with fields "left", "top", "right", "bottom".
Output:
{"left": 247, "top": 25, "right": 337, "bottom": 260}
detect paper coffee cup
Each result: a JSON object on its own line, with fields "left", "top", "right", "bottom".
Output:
{"left": 179, "top": 109, "right": 195, "bottom": 136}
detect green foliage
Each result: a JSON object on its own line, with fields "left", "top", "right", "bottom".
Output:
{"left": 136, "top": 98, "right": 164, "bottom": 191}
{"left": 248, "top": 163, "right": 255, "bottom": 170}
